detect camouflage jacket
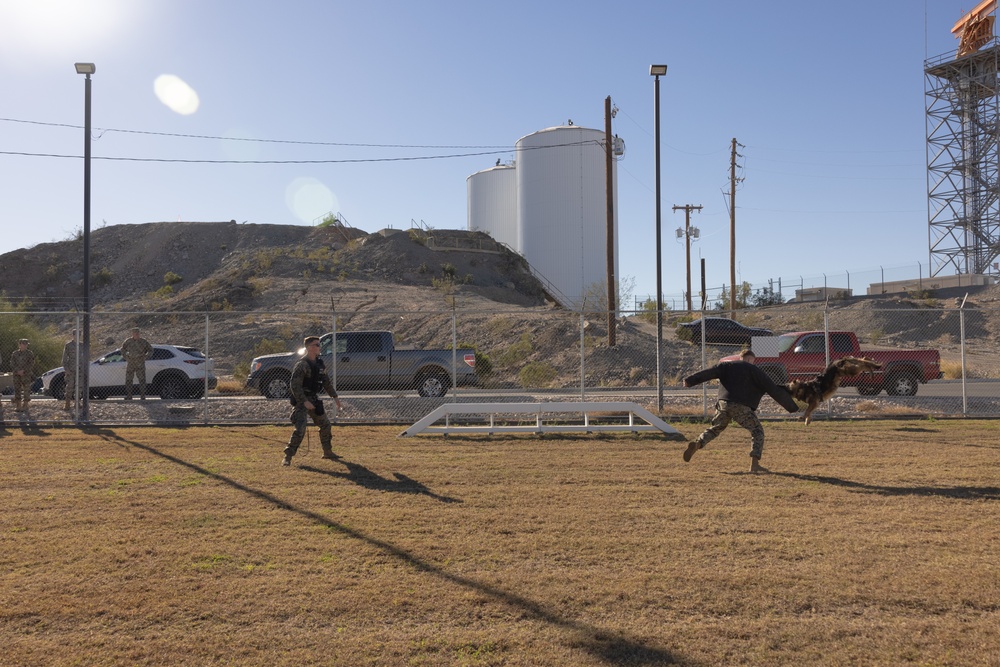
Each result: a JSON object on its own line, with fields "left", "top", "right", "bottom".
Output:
{"left": 121, "top": 337, "right": 153, "bottom": 364}
{"left": 62, "top": 340, "right": 79, "bottom": 372}
{"left": 10, "top": 349, "right": 35, "bottom": 377}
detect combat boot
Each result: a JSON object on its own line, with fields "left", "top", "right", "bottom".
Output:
{"left": 13, "top": 400, "right": 21, "bottom": 413}
{"left": 683, "top": 441, "right": 701, "bottom": 463}
{"left": 321, "top": 448, "right": 339, "bottom": 461}
{"left": 64, "top": 399, "right": 72, "bottom": 411}
{"left": 750, "top": 457, "right": 768, "bottom": 474}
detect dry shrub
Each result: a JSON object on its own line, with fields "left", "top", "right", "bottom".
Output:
{"left": 940, "top": 359, "right": 964, "bottom": 379}
{"left": 853, "top": 400, "right": 924, "bottom": 416}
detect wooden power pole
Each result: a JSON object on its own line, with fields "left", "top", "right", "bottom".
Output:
{"left": 672, "top": 204, "right": 702, "bottom": 312}
{"left": 728, "top": 138, "right": 743, "bottom": 313}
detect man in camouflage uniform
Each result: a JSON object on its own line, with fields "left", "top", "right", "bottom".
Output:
{"left": 121, "top": 327, "right": 153, "bottom": 400}
{"left": 10, "top": 338, "right": 36, "bottom": 412}
{"left": 62, "top": 329, "right": 79, "bottom": 411}
{"left": 283, "top": 336, "right": 342, "bottom": 467}
{"left": 683, "top": 349, "right": 800, "bottom": 473}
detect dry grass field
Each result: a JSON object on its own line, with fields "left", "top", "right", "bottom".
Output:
{"left": 2, "top": 419, "right": 999, "bottom": 666}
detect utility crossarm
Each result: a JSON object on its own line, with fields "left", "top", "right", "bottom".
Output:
{"left": 399, "top": 401, "right": 681, "bottom": 437}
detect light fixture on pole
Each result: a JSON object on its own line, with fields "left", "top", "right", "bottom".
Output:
{"left": 75, "top": 62, "right": 95, "bottom": 422}
{"left": 650, "top": 64, "right": 667, "bottom": 412}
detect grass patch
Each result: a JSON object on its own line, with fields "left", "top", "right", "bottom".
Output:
{"left": 2, "top": 423, "right": 999, "bottom": 665}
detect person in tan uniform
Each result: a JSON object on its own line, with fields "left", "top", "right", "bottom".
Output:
{"left": 121, "top": 327, "right": 153, "bottom": 400}
{"left": 62, "top": 329, "right": 80, "bottom": 411}
{"left": 10, "top": 338, "right": 36, "bottom": 412}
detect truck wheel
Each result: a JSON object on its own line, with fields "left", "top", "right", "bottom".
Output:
{"left": 856, "top": 384, "right": 882, "bottom": 396}
{"left": 417, "top": 371, "right": 450, "bottom": 398}
{"left": 885, "top": 372, "right": 919, "bottom": 396}
{"left": 262, "top": 372, "right": 291, "bottom": 400}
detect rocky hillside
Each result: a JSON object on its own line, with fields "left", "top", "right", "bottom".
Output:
{"left": 3, "top": 220, "right": 1000, "bottom": 385}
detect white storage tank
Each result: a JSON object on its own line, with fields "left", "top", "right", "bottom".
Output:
{"left": 516, "top": 125, "right": 618, "bottom": 310}
{"left": 467, "top": 163, "right": 518, "bottom": 250}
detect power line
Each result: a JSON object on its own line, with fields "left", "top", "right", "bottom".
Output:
{"left": 0, "top": 116, "right": 511, "bottom": 150}
{"left": 0, "top": 148, "right": 515, "bottom": 164}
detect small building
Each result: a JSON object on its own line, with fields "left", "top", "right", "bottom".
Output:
{"left": 867, "top": 273, "right": 993, "bottom": 295}
{"left": 794, "top": 287, "right": 852, "bottom": 302}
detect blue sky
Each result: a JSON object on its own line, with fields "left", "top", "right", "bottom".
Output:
{"left": 0, "top": 0, "right": 978, "bottom": 306}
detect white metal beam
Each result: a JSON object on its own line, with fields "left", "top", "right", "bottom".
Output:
{"left": 399, "top": 402, "right": 681, "bottom": 437}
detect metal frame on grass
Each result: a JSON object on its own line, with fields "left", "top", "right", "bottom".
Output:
{"left": 399, "top": 402, "right": 681, "bottom": 437}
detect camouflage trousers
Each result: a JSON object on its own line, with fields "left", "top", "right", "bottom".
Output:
{"left": 284, "top": 403, "right": 333, "bottom": 458}
{"left": 696, "top": 400, "right": 766, "bottom": 460}
{"left": 13, "top": 375, "right": 32, "bottom": 407}
{"left": 64, "top": 371, "right": 77, "bottom": 402}
{"left": 125, "top": 363, "right": 146, "bottom": 398}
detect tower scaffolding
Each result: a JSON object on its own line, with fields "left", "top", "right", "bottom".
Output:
{"left": 925, "top": 6, "right": 1000, "bottom": 277}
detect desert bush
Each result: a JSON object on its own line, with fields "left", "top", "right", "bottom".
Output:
{"left": 518, "top": 361, "right": 557, "bottom": 388}
{"left": 92, "top": 267, "right": 114, "bottom": 289}
{"left": 940, "top": 359, "right": 964, "bottom": 379}
{"left": 495, "top": 333, "right": 533, "bottom": 367}
{"left": 163, "top": 271, "right": 183, "bottom": 285}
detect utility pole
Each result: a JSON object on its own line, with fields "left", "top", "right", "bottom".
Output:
{"left": 728, "top": 138, "right": 743, "bottom": 313}
{"left": 673, "top": 204, "right": 702, "bottom": 312}
{"left": 604, "top": 95, "right": 616, "bottom": 346}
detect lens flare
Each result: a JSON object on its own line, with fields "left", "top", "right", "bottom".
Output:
{"left": 286, "top": 177, "right": 339, "bottom": 223}
{"left": 154, "top": 74, "right": 200, "bottom": 115}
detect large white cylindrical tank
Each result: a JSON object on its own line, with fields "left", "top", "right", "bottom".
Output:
{"left": 467, "top": 164, "right": 518, "bottom": 250}
{"left": 516, "top": 125, "right": 618, "bottom": 310}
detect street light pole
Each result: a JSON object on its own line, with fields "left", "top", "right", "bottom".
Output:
{"left": 650, "top": 64, "right": 667, "bottom": 413}
{"left": 75, "top": 62, "right": 95, "bottom": 422}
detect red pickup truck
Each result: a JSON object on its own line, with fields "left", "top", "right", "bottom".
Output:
{"left": 720, "top": 331, "right": 942, "bottom": 396}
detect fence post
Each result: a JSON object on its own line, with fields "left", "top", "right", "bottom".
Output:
{"left": 451, "top": 303, "right": 457, "bottom": 402}
{"left": 960, "top": 294, "right": 968, "bottom": 416}
{"left": 580, "top": 311, "right": 586, "bottom": 401}
{"left": 204, "top": 313, "right": 209, "bottom": 424}
{"left": 331, "top": 309, "right": 337, "bottom": 394}
{"left": 824, "top": 305, "right": 831, "bottom": 421}
{"left": 701, "top": 307, "right": 708, "bottom": 418}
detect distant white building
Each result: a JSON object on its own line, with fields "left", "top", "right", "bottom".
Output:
{"left": 467, "top": 124, "right": 619, "bottom": 310}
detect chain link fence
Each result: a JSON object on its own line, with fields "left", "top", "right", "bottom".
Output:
{"left": 1, "top": 298, "right": 996, "bottom": 426}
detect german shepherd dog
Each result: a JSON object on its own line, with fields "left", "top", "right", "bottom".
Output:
{"left": 787, "top": 356, "right": 882, "bottom": 425}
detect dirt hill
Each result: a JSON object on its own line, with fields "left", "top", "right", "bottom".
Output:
{"left": 3, "top": 221, "right": 999, "bottom": 385}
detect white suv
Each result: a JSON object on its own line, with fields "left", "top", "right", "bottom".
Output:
{"left": 41, "top": 344, "right": 217, "bottom": 400}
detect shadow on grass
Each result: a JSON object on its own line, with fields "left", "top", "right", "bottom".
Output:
{"left": 770, "top": 471, "right": 1000, "bottom": 500}
{"left": 300, "top": 461, "right": 462, "bottom": 504}
{"left": 88, "top": 427, "right": 681, "bottom": 666}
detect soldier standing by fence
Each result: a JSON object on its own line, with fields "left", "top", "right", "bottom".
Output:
{"left": 62, "top": 329, "right": 79, "bottom": 411}
{"left": 122, "top": 327, "right": 153, "bottom": 400}
{"left": 10, "top": 338, "right": 36, "bottom": 413}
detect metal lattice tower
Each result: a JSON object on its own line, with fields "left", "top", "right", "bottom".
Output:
{"left": 925, "top": 21, "right": 1000, "bottom": 277}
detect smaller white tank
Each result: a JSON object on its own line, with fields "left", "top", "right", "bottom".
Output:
{"left": 467, "top": 164, "right": 518, "bottom": 250}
